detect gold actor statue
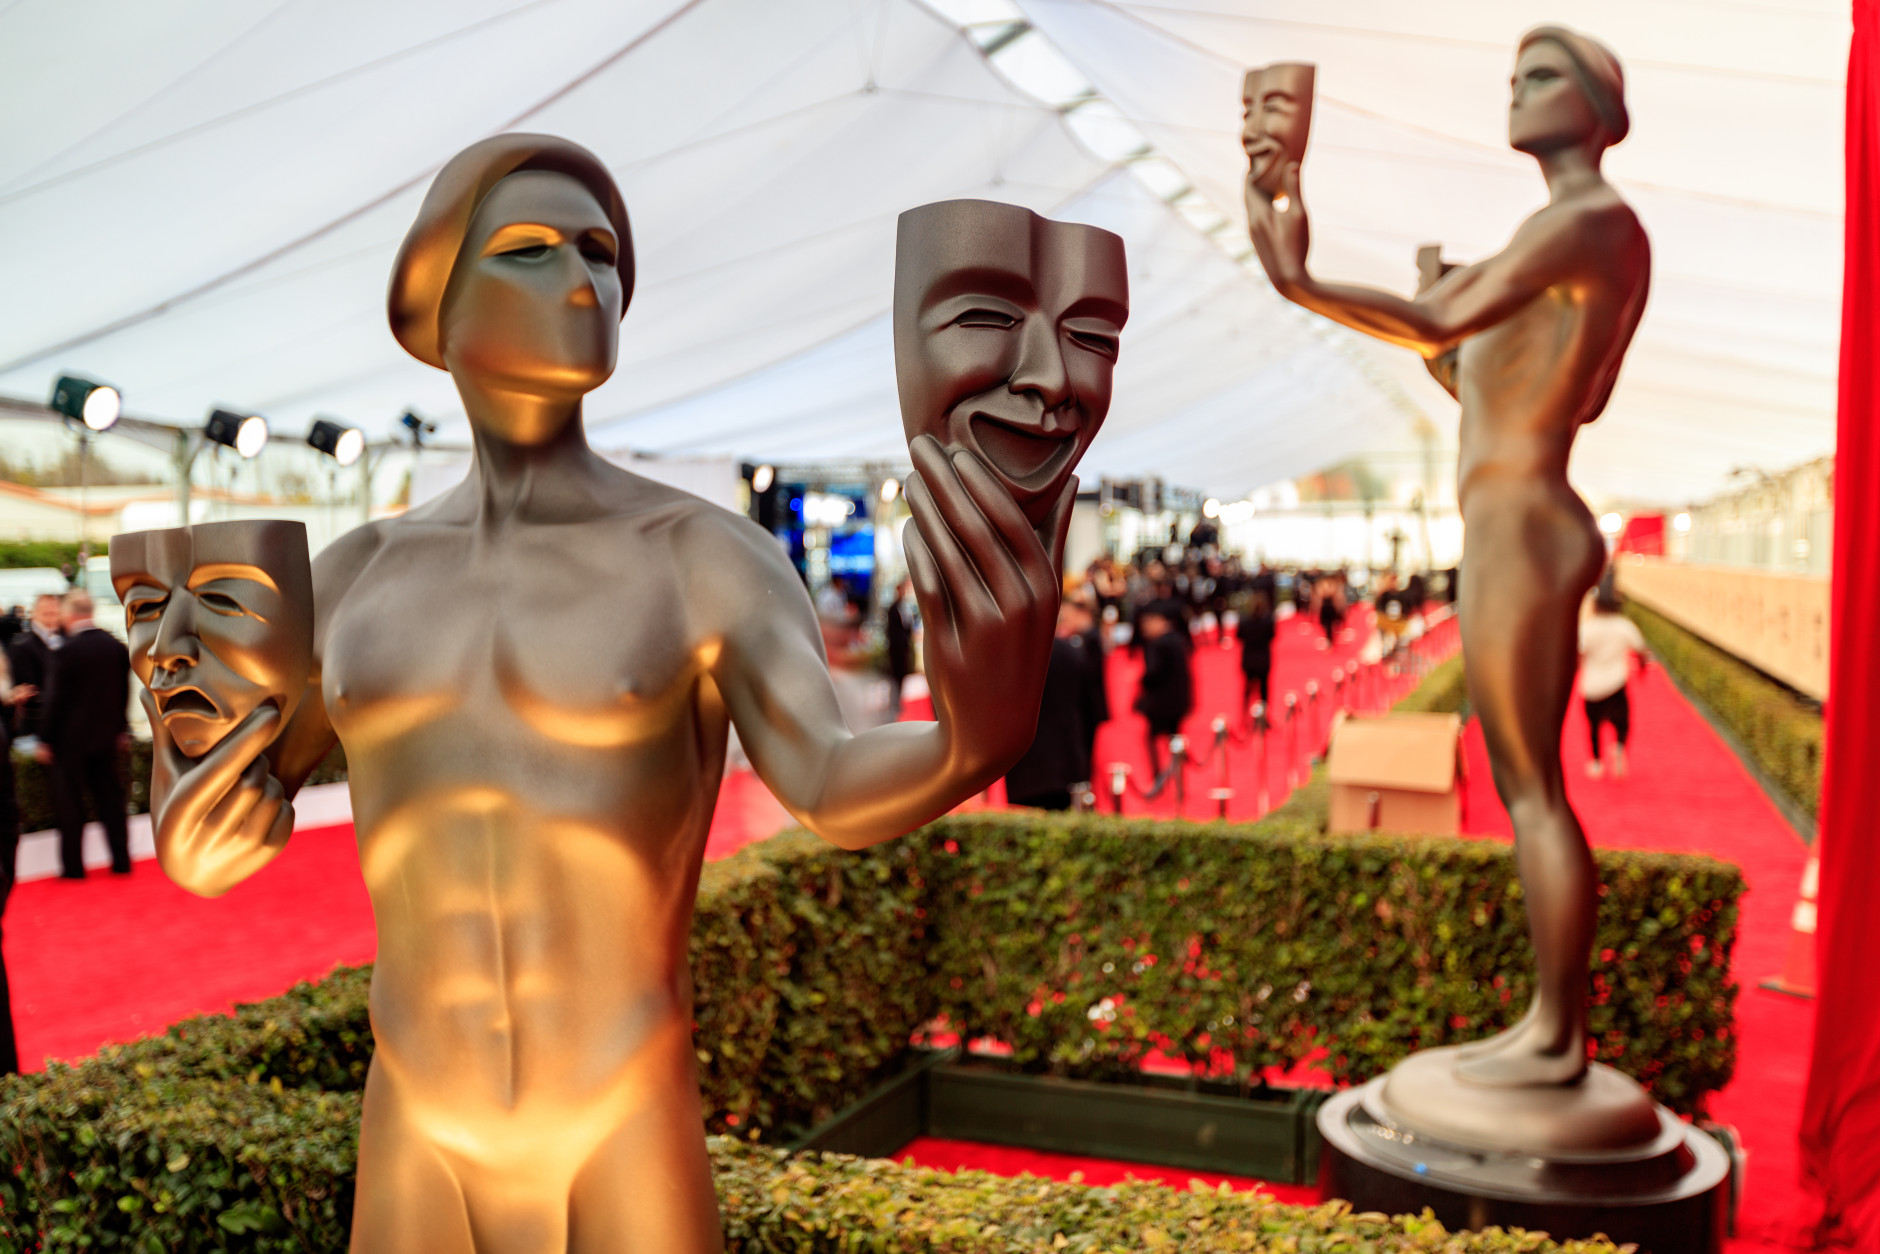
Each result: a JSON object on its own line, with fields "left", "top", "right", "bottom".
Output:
{"left": 1245, "top": 28, "right": 1652, "bottom": 1135}
{"left": 120, "top": 136, "right": 1126, "bottom": 1251}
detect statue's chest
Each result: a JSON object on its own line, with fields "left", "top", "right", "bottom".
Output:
{"left": 322, "top": 532, "right": 699, "bottom": 746}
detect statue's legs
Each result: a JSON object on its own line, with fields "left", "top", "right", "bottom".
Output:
{"left": 350, "top": 1026, "right": 724, "bottom": 1254}
{"left": 1451, "top": 486, "right": 1604, "bottom": 1088}
{"left": 350, "top": 1064, "right": 478, "bottom": 1254}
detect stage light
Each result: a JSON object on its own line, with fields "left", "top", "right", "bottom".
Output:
{"left": 49, "top": 375, "right": 120, "bottom": 433}
{"left": 1673, "top": 512, "right": 1692, "bottom": 533}
{"left": 307, "top": 418, "right": 365, "bottom": 467}
{"left": 1598, "top": 512, "right": 1624, "bottom": 536}
{"left": 205, "top": 408, "right": 269, "bottom": 459}
{"left": 752, "top": 464, "right": 775, "bottom": 494}
{"left": 1203, "top": 498, "right": 1221, "bottom": 518}
{"left": 880, "top": 478, "right": 900, "bottom": 503}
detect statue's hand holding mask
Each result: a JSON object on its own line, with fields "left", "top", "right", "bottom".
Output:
{"left": 891, "top": 200, "right": 1127, "bottom": 770}
{"left": 111, "top": 521, "right": 314, "bottom": 894}
{"left": 1242, "top": 63, "right": 1317, "bottom": 284}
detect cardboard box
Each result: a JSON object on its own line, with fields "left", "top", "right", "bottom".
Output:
{"left": 1325, "top": 711, "right": 1465, "bottom": 835}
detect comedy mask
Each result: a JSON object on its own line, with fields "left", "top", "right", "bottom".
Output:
{"left": 893, "top": 200, "right": 1128, "bottom": 527}
{"left": 1242, "top": 62, "right": 1316, "bottom": 199}
{"left": 110, "top": 521, "right": 314, "bottom": 758}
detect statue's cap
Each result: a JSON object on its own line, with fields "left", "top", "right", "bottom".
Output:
{"left": 1519, "top": 25, "right": 1629, "bottom": 147}
{"left": 388, "top": 133, "right": 633, "bottom": 370}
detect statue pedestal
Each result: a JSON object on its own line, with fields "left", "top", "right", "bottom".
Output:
{"left": 1318, "top": 1051, "right": 1730, "bottom": 1253}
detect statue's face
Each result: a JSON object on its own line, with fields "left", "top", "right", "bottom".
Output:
{"left": 893, "top": 201, "right": 1128, "bottom": 526}
{"left": 1242, "top": 63, "right": 1316, "bottom": 198}
{"left": 440, "top": 170, "right": 624, "bottom": 442}
{"left": 111, "top": 521, "right": 314, "bottom": 759}
{"left": 1508, "top": 40, "right": 1601, "bottom": 154}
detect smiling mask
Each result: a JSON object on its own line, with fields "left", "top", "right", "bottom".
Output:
{"left": 893, "top": 200, "right": 1129, "bottom": 527}
{"left": 110, "top": 521, "right": 314, "bottom": 758}
{"left": 1242, "top": 62, "right": 1316, "bottom": 199}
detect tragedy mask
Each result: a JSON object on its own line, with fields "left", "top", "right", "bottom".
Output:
{"left": 110, "top": 521, "right": 315, "bottom": 758}
{"left": 1242, "top": 62, "right": 1317, "bottom": 199}
{"left": 892, "top": 199, "right": 1128, "bottom": 527}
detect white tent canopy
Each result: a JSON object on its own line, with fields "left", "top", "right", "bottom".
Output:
{"left": 0, "top": 0, "right": 1849, "bottom": 505}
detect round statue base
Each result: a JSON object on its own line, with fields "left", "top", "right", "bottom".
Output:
{"left": 1318, "top": 1077, "right": 1730, "bottom": 1253}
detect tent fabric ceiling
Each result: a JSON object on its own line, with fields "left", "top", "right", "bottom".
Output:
{"left": 0, "top": 0, "right": 1849, "bottom": 505}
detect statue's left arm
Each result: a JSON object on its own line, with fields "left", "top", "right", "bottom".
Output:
{"left": 699, "top": 435, "right": 1070, "bottom": 850}
{"left": 1246, "top": 162, "right": 1608, "bottom": 359}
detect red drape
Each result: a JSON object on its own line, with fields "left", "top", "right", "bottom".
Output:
{"left": 1801, "top": 0, "right": 1880, "bottom": 1242}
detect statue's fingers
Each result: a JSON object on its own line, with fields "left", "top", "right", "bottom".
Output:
{"left": 166, "top": 706, "right": 282, "bottom": 828}
{"left": 1041, "top": 476, "right": 1077, "bottom": 586}
{"left": 905, "top": 465, "right": 994, "bottom": 623}
{"left": 944, "top": 449, "right": 1037, "bottom": 610}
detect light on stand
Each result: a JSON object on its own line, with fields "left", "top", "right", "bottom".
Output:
{"left": 308, "top": 418, "right": 366, "bottom": 467}
{"left": 50, "top": 375, "right": 121, "bottom": 432}
{"left": 205, "top": 408, "right": 270, "bottom": 458}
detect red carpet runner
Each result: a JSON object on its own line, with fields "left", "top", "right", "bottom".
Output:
{"left": 3, "top": 613, "right": 1810, "bottom": 1250}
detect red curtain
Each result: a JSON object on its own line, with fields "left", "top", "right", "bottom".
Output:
{"left": 1801, "top": 0, "right": 1880, "bottom": 1242}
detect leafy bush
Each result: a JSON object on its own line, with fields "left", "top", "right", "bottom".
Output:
{"left": 0, "top": 1070, "right": 1624, "bottom": 1254}
{"left": 922, "top": 809, "right": 1739, "bottom": 1113}
{"left": 1625, "top": 600, "right": 1822, "bottom": 819}
{"left": 0, "top": 541, "right": 103, "bottom": 572}
{"left": 1393, "top": 653, "right": 1468, "bottom": 716}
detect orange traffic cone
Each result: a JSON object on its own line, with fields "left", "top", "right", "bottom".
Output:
{"left": 1760, "top": 853, "right": 1818, "bottom": 999}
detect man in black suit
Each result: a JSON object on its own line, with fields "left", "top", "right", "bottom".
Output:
{"left": 7, "top": 593, "right": 62, "bottom": 744}
{"left": 36, "top": 589, "right": 132, "bottom": 878}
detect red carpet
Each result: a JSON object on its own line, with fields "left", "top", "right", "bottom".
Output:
{"left": 3, "top": 619, "right": 1812, "bottom": 1251}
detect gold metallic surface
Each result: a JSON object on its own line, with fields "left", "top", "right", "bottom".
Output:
{"left": 1241, "top": 63, "right": 1316, "bottom": 201}
{"left": 1247, "top": 29, "right": 1651, "bottom": 1127}
{"left": 119, "top": 135, "right": 1110, "bottom": 1252}
{"left": 110, "top": 522, "right": 313, "bottom": 894}
{"left": 893, "top": 200, "right": 1128, "bottom": 528}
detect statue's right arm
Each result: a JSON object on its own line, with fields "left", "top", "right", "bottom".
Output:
{"left": 1246, "top": 162, "right": 1608, "bottom": 359}
{"left": 270, "top": 524, "right": 382, "bottom": 796}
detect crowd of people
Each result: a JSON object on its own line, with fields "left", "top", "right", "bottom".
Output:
{"left": 0, "top": 589, "right": 134, "bottom": 1076}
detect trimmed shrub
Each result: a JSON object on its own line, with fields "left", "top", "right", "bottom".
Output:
{"left": 1625, "top": 600, "right": 1822, "bottom": 819}
{"left": 922, "top": 810, "right": 1738, "bottom": 1113}
{"left": 0, "top": 1069, "right": 1624, "bottom": 1254}
{"left": 1393, "top": 653, "right": 1468, "bottom": 716}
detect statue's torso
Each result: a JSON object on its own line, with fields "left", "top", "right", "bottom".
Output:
{"left": 319, "top": 491, "right": 732, "bottom": 1152}
{"left": 1454, "top": 194, "right": 1647, "bottom": 513}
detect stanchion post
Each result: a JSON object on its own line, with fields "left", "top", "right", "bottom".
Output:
{"left": 1305, "top": 679, "right": 1322, "bottom": 761}
{"left": 1169, "top": 734, "right": 1188, "bottom": 815}
{"left": 1251, "top": 701, "right": 1270, "bottom": 817}
{"left": 1108, "top": 762, "right": 1130, "bottom": 815}
{"left": 1210, "top": 715, "right": 1232, "bottom": 819}
{"left": 1283, "top": 691, "right": 1300, "bottom": 789}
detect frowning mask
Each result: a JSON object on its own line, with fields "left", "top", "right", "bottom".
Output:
{"left": 110, "top": 521, "right": 314, "bottom": 758}
{"left": 1242, "top": 62, "right": 1316, "bottom": 199}
{"left": 893, "top": 200, "right": 1129, "bottom": 527}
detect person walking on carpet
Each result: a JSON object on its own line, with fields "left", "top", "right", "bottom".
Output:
{"left": 36, "top": 589, "right": 133, "bottom": 877}
{"left": 1580, "top": 589, "right": 1648, "bottom": 779}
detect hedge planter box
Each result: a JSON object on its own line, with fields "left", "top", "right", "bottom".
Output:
{"left": 791, "top": 1049, "right": 1332, "bottom": 1185}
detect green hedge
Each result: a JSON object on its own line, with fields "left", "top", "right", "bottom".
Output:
{"left": 0, "top": 541, "right": 102, "bottom": 572}
{"left": 0, "top": 1067, "right": 1622, "bottom": 1254}
{"left": 1624, "top": 600, "right": 1823, "bottom": 820}
{"left": 923, "top": 807, "right": 1738, "bottom": 1111}
{"left": 1392, "top": 653, "right": 1468, "bottom": 716}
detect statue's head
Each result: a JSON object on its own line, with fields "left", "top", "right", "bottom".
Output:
{"left": 1510, "top": 27, "right": 1629, "bottom": 156}
{"left": 1241, "top": 63, "right": 1316, "bottom": 199}
{"left": 389, "top": 134, "right": 633, "bottom": 444}
{"left": 892, "top": 200, "right": 1128, "bottom": 526}
{"left": 110, "top": 521, "right": 314, "bottom": 758}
